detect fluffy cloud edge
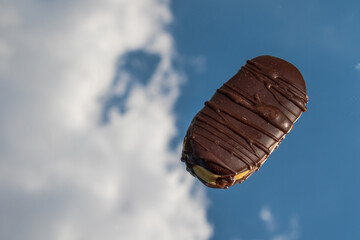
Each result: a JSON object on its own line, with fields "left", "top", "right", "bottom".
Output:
{"left": 0, "top": 0, "right": 212, "bottom": 240}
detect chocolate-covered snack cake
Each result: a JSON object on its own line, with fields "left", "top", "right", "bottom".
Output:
{"left": 181, "top": 55, "right": 308, "bottom": 189}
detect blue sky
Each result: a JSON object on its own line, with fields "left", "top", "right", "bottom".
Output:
{"left": 0, "top": 0, "right": 359, "bottom": 240}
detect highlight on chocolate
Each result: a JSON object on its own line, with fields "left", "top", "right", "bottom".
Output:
{"left": 181, "top": 55, "right": 308, "bottom": 189}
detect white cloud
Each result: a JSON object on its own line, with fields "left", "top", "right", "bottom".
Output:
{"left": 259, "top": 207, "right": 300, "bottom": 240}
{"left": 271, "top": 216, "right": 300, "bottom": 240}
{"left": 0, "top": 0, "right": 212, "bottom": 240}
{"left": 260, "top": 206, "right": 275, "bottom": 232}
{"left": 355, "top": 63, "right": 360, "bottom": 70}
{"left": 188, "top": 55, "right": 207, "bottom": 73}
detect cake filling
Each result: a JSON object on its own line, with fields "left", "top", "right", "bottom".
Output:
{"left": 192, "top": 165, "right": 250, "bottom": 186}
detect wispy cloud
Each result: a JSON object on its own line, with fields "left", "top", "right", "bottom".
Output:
{"left": 271, "top": 216, "right": 300, "bottom": 240}
{"left": 260, "top": 206, "right": 276, "bottom": 232}
{"left": 259, "top": 207, "right": 300, "bottom": 240}
{"left": 0, "top": 1, "right": 211, "bottom": 240}
{"left": 355, "top": 63, "right": 360, "bottom": 70}
{"left": 188, "top": 55, "right": 207, "bottom": 74}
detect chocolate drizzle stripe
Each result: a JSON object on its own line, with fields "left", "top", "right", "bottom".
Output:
{"left": 216, "top": 87, "right": 291, "bottom": 133}
{"left": 244, "top": 61, "right": 308, "bottom": 112}
{"left": 195, "top": 116, "right": 256, "bottom": 161}
{"left": 247, "top": 60, "right": 307, "bottom": 97}
{"left": 196, "top": 114, "right": 258, "bottom": 161}
{"left": 242, "top": 66, "right": 300, "bottom": 116}
{"left": 269, "top": 87, "right": 299, "bottom": 116}
{"left": 190, "top": 136, "right": 237, "bottom": 173}
{"left": 194, "top": 120, "right": 254, "bottom": 168}
{"left": 223, "top": 82, "right": 254, "bottom": 104}
{"left": 194, "top": 128, "right": 253, "bottom": 169}
{"left": 218, "top": 86, "right": 282, "bottom": 140}
{"left": 242, "top": 66, "right": 298, "bottom": 116}
{"left": 204, "top": 101, "right": 271, "bottom": 155}
{"left": 276, "top": 76, "right": 307, "bottom": 98}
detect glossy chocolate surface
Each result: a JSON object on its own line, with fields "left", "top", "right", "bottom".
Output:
{"left": 181, "top": 55, "right": 308, "bottom": 189}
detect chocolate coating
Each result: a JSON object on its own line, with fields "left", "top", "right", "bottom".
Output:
{"left": 181, "top": 55, "right": 308, "bottom": 189}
